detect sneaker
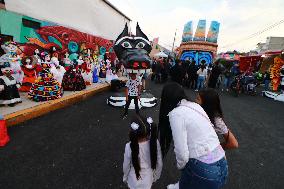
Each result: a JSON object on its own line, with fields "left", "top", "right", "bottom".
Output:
{"left": 143, "top": 89, "right": 146, "bottom": 92}
{"left": 167, "top": 182, "right": 179, "bottom": 189}
{"left": 122, "top": 114, "right": 128, "bottom": 120}
{"left": 195, "top": 89, "right": 198, "bottom": 92}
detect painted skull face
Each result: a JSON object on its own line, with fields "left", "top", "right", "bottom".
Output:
{"left": 114, "top": 23, "right": 152, "bottom": 74}
{"left": 1, "top": 62, "right": 12, "bottom": 76}
{"left": 22, "top": 57, "right": 35, "bottom": 70}
{"left": 1, "top": 42, "right": 17, "bottom": 54}
{"left": 45, "top": 54, "right": 51, "bottom": 62}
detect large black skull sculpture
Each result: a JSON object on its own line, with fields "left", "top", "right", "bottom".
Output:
{"left": 114, "top": 23, "right": 152, "bottom": 74}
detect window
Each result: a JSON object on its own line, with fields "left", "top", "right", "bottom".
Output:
{"left": 0, "top": 34, "right": 14, "bottom": 55}
{"left": 22, "top": 18, "right": 41, "bottom": 29}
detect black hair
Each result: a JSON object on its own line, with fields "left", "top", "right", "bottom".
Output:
{"left": 200, "top": 64, "right": 206, "bottom": 71}
{"left": 158, "top": 82, "right": 190, "bottom": 157}
{"left": 198, "top": 88, "right": 223, "bottom": 126}
{"left": 129, "top": 114, "right": 158, "bottom": 180}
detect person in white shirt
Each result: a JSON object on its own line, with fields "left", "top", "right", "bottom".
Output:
{"left": 123, "top": 115, "right": 163, "bottom": 189}
{"left": 159, "top": 83, "right": 228, "bottom": 189}
{"left": 122, "top": 73, "right": 142, "bottom": 119}
{"left": 196, "top": 64, "right": 207, "bottom": 91}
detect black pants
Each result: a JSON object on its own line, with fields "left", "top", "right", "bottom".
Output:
{"left": 124, "top": 96, "right": 139, "bottom": 115}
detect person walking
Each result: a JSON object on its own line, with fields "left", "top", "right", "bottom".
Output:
{"left": 196, "top": 64, "right": 207, "bottom": 91}
{"left": 159, "top": 83, "right": 229, "bottom": 189}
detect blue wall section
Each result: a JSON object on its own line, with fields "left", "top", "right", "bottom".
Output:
{"left": 180, "top": 51, "right": 213, "bottom": 65}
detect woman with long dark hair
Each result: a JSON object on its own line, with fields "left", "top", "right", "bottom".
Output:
{"left": 123, "top": 114, "right": 163, "bottom": 189}
{"left": 159, "top": 83, "right": 228, "bottom": 189}
{"left": 196, "top": 89, "right": 238, "bottom": 149}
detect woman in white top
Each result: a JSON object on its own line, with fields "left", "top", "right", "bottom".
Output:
{"left": 159, "top": 83, "right": 228, "bottom": 189}
{"left": 123, "top": 115, "right": 163, "bottom": 189}
{"left": 196, "top": 64, "right": 207, "bottom": 91}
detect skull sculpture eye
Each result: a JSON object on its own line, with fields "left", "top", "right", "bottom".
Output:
{"left": 136, "top": 42, "right": 145, "bottom": 49}
{"left": 122, "top": 41, "right": 132, "bottom": 48}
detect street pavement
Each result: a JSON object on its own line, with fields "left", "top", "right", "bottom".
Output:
{"left": 0, "top": 80, "right": 284, "bottom": 189}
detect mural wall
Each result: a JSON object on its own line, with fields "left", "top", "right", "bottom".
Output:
{"left": 0, "top": 9, "right": 115, "bottom": 61}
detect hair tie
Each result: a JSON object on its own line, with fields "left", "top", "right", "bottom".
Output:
{"left": 147, "top": 117, "right": 153, "bottom": 132}
{"left": 131, "top": 122, "right": 139, "bottom": 130}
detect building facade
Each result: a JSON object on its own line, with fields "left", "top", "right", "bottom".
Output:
{"left": 0, "top": 0, "right": 131, "bottom": 58}
{"left": 256, "top": 37, "right": 284, "bottom": 53}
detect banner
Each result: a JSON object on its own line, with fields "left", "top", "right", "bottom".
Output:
{"left": 206, "top": 21, "right": 220, "bottom": 43}
{"left": 182, "top": 21, "right": 193, "bottom": 42}
{"left": 193, "top": 20, "right": 206, "bottom": 41}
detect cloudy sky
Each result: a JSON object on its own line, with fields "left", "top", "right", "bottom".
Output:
{"left": 109, "top": 0, "right": 284, "bottom": 52}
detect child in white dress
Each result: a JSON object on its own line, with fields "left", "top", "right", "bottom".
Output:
{"left": 123, "top": 115, "right": 163, "bottom": 189}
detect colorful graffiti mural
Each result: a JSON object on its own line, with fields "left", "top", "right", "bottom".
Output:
{"left": 178, "top": 19, "right": 220, "bottom": 65}
{"left": 0, "top": 9, "right": 115, "bottom": 61}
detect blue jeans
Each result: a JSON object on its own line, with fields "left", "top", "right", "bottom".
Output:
{"left": 197, "top": 76, "right": 205, "bottom": 90}
{"left": 223, "top": 77, "right": 231, "bottom": 89}
{"left": 264, "top": 80, "right": 270, "bottom": 91}
{"left": 179, "top": 158, "right": 228, "bottom": 189}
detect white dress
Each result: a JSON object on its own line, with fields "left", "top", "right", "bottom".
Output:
{"left": 123, "top": 140, "right": 163, "bottom": 189}
{"left": 50, "top": 65, "right": 66, "bottom": 84}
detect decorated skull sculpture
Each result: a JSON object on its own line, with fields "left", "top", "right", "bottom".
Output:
{"left": 113, "top": 23, "right": 152, "bottom": 74}
{"left": 1, "top": 41, "right": 18, "bottom": 54}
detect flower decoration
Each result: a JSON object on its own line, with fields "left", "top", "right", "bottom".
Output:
{"left": 131, "top": 122, "right": 139, "bottom": 130}
{"left": 147, "top": 117, "right": 153, "bottom": 124}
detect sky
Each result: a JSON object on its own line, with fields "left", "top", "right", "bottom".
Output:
{"left": 108, "top": 0, "right": 284, "bottom": 53}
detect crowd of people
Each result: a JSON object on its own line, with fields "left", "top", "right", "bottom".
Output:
{"left": 151, "top": 58, "right": 225, "bottom": 91}
{"left": 149, "top": 57, "right": 276, "bottom": 95}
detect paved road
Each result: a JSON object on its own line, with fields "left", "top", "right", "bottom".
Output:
{"left": 1, "top": 80, "right": 284, "bottom": 189}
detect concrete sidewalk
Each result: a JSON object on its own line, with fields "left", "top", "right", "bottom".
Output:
{"left": 2, "top": 83, "right": 110, "bottom": 127}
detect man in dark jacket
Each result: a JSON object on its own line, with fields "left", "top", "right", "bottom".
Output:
{"left": 208, "top": 61, "right": 222, "bottom": 88}
{"left": 170, "top": 59, "right": 186, "bottom": 85}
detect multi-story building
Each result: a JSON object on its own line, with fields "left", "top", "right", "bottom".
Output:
{"left": 256, "top": 37, "right": 284, "bottom": 53}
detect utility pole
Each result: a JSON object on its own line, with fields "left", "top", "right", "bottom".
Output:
{"left": 172, "top": 29, "right": 177, "bottom": 53}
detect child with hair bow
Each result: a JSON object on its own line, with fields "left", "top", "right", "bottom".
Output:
{"left": 123, "top": 115, "right": 163, "bottom": 189}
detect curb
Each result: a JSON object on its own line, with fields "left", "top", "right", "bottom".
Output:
{"left": 4, "top": 84, "right": 110, "bottom": 127}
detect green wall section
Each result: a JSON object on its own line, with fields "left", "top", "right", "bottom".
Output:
{"left": 0, "top": 9, "right": 57, "bottom": 44}
{"left": 0, "top": 9, "right": 22, "bottom": 42}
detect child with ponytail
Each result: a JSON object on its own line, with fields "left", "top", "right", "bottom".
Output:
{"left": 123, "top": 115, "right": 163, "bottom": 189}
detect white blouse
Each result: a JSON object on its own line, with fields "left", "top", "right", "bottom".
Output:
{"left": 168, "top": 99, "right": 222, "bottom": 169}
{"left": 123, "top": 140, "right": 163, "bottom": 189}
{"left": 214, "top": 117, "right": 229, "bottom": 135}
